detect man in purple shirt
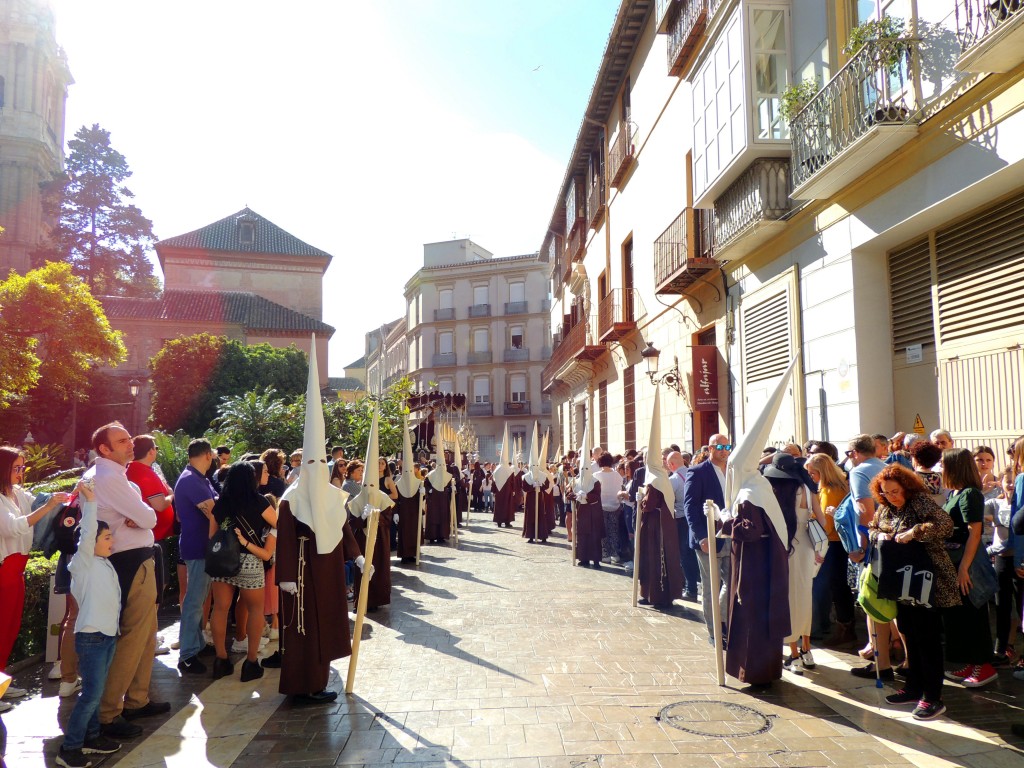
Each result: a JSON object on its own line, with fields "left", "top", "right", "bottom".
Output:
{"left": 86, "top": 423, "right": 170, "bottom": 740}
{"left": 172, "top": 439, "right": 217, "bottom": 675}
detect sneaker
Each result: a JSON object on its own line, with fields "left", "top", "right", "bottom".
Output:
{"left": 59, "top": 678, "right": 83, "bottom": 698}
{"left": 48, "top": 661, "right": 63, "bottom": 680}
{"left": 170, "top": 640, "right": 181, "bottom": 650}
{"left": 268, "top": 628, "right": 279, "bottom": 641}
{"left": 2, "top": 686, "right": 27, "bottom": 699}
{"left": 56, "top": 746, "right": 92, "bottom": 768}
{"left": 851, "top": 663, "right": 894, "bottom": 681}
{"left": 154, "top": 643, "right": 170, "bottom": 656}
{"left": 231, "top": 637, "right": 269, "bottom": 653}
{"left": 82, "top": 734, "right": 121, "bottom": 754}
{"left": 993, "top": 648, "right": 1017, "bottom": 667}
{"left": 783, "top": 655, "right": 803, "bottom": 674}
{"left": 912, "top": 700, "right": 946, "bottom": 721}
{"left": 799, "top": 650, "right": 816, "bottom": 670}
{"left": 122, "top": 700, "right": 170, "bottom": 720}
{"left": 963, "top": 663, "right": 998, "bottom": 688}
{"left": 177, "top": 656, "right": 208, "bottom": 675}
{"left": 202, "top": 629, "right": 214, "bottom": 647}
{"left": 212, "top": 657, "right": 234, "bottom": 679}
{"left": 885, "top": 689, "right": 919, "bottom": 705}
{"left": 0, "top": 701, "right": 13, "bottom": 714}
{"left": 100, "top": 716, "right": 143, "bottom": 739}
{"left": 239, "top": 659, "right": 264, "bottom": 683}
{"left": 944, "top": 664, "right": 974, "bottom": 682}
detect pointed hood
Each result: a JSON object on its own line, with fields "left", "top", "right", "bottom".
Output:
{"left": 523, "top": 422, "right": 542, "bottom": 487}
{"left": 492, "top": 423, "right": 512, "bottom": 490}
{"left": 539, "top": 429, "right": 553, "bottom": 485}
{"left": 453, "top": 432, "right": 463, "bottom": 476}
{"left": 726, "top": 356, "right": 799, "bottom": 547}
{"left": 348, "top": 403, "right": 395, "bottom": 515}
{"left": 426, "top": 431, "right": 452, "bottom": 489}
{"left": 396, "top": 412, "right": 420, "bottom": 497}
{"left": 575, "top": 422, "right": 595, "bottom": 494}
{"left": 282, "top": 335, "right": 348, "bottom": 554}
{"left": 643, "top": 387, "right": 675, "bottom": 506}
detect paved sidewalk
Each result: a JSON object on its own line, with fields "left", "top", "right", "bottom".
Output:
{"left": 4, "top": 513, "right": 1024, "bottom": 767}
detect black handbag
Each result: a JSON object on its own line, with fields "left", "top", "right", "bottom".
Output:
{"left": 205, "top": 524, "right": 241, "bottom": 578}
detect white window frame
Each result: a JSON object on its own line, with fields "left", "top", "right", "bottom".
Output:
{"left": 438, "top": 377, "right": 454, "bottom": 393}
{"left": 473, "top": 328, "right": 489, "bottom": 352}
{"left": 510, "top": 373, "right": 527, "bottom": 403}
{"left": 509, "top": 280, "right": 526, "bottom": 303}
{"left": 473, "top": 284, "right": 489, "bottom": 305}
{"left": 439, "top": 287, "right": 454, "bottom": 310}
{"left": 749, "top": 4, "right": 791, "bottom": 143}
{"left": 438, "top": 331, "right": 453, "bottom": 355}
{"left": 509, "top": 325, "right": 524, "bottom": 349}
{"left": 473, "top": 376, "right": 490, "bottom": 403}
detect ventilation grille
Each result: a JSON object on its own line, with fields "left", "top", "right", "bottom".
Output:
{"left": 888, "top": 237, "right": 933, "bottom": 353}
{"left": 742, "top": 290, "right": 790, "bottom": 384}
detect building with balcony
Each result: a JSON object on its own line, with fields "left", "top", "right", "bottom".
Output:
{"left": 365, "top": 317, "right": 408, "bottom": 396}
{"left": 403, "top": 239, "right": 553, "bottom": 459}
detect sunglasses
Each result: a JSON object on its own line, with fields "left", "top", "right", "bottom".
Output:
{"left": 713, "top": 444, "right": 733, "bottom": 451}
{"left": 845, "top": 450, "right": 855, "bottom": 457}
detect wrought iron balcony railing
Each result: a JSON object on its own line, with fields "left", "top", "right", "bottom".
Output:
{"left": 503, "top": 347, "right": 530, "bottom": 363}
{"left": 542, "top": 314, "right": 602, "bottom": 387}
{"left": 666, "top": 0, "right": 708, "bottom": 76}
{"left": 608, "top": 123, "right": 636, "bottom": 188}
{"left": 467, "top": 350, "right": 492, "bottom": 364}
{"left": 433, "top": 307, "right": 455, "bottom": 321}
{"left": 597, "top": 288, "right": 643, "bottom": 343}
{"left": 504, "top": 401, "right": 530, "bottom": 415}
{"left": 468, "top": 303, "right": 491, "bottom": 317}
{"left": 956, "top": 0, "right": 1024, "bottom": 65}
{"left": 714, "top": 158, "right": 792, "bottom": 249}
{"left": 432, "top": 352, "right": 456, "bottom": 367}
{"left": 504, "top": 301, "right": 529, "bottom": 315}
{"left": 654, "top": 208, "right": 717, "bottom": 294}
{"left": 791, "top": 37, "right": 920, "bottom": 191}
{"left": 468, "top": 402, "right": 492, "bottom": 417}
{"left": 541, "top": 399, "right": 552, "bottom": 414}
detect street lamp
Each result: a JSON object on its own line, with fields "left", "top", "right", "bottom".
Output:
{"left": 128, "top": 379, "right": 141, "bottom": 399}
{"left": 128, "top": 379, "right": 142, "bottom": 434}
{"left": 640, "top": 341, "right": 685, "bottom": 396}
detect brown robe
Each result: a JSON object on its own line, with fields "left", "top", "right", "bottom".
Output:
{"left": 423, "top": 476, "right": 452, "bottom": 541}
{"left": 721, "top": 500, "right": 791, "bottom": 685}
{"left": 395, "top": 491, "right": 422, "bottom": 559}
{"left": 452, "top": 467, "right": 468, "bottom": 524}
{"left": 637, "top": 486, "right": 684, "bottom": 607}
{"left": 492, "top": 480, "right": 516, "bottom": 525}
{"left": 575, "top": 484, "right": 605, "bottom": 564}
{"left": 276, "top": 499, "right": 360, "bottom": 696}
{"left": 348, "top": 507, "right": 393, "bottom": 608}
{"left": 522, "top": 480, "right": 556, "bottom": 541}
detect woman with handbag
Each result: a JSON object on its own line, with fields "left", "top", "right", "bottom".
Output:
{"left": 941, "top": 448, "right": 998, "bottom": 688}
{"left": 208, "top": 462, "right": 276, "bottom": 683}
{"left": 869, "top": 465, "right": 958, "bottom": 720}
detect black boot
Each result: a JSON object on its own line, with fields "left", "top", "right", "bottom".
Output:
{"left": 212, "top": 657, "right": 233, "bottom": 680}
{"left": 240, "top": 659, "right": 264, "bottom": 682}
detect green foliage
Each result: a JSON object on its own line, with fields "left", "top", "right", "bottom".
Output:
{"left": 343, "top": 378, "right": 414, "bottom": 459}
{"left": 27, "top": 467, "right": 84, "bottom": 495}
{"left": 844, "top": 16, "right": 907, "bottom": 75}
{"left": 780, "top": 80, "right": 821, "bottom": 122}
{"left": 9, "top": 552, "right": 59, "bottom": 665}
{"left": 21, "top": 442, "right": 64, "bottom": 484}
{"left": 36, "top": 123, "right": 160, "bottom": 298}
{"left": 0, "top": 262, "right": 127, "bottom": 414}
{"left": 212, "top": 389, "right": 298, "bottom": 455}
{"left": 148, "top": 334, "right": 307, "bottom": 435}
{"left": 149, "top": 429, "right": 238, "bottom": 488}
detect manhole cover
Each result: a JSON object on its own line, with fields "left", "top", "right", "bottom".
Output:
{"left": 657, "top": 700, "right": 773, "bottom": 738}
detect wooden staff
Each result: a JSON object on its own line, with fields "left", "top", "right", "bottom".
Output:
{"left": 706, "top": 499, "right": 725, "bottom": 686}
{"left": 632, "top": 489, "right": 643, "bottom": 607}
{"left": 415, "top": 491, "right": 424, "bottom": 566}
{"left": 533, "top": 484, "right": 540, "bottom": 542}
{"left": 449, "top": 480, "right": 458, "bottom": 547}
{"left": 346, "top": 507, "right": 380, "bottom": 694}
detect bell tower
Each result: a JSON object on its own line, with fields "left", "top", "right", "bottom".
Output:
{"left": 0, "top": 0, "right": 73, "bottom": 276}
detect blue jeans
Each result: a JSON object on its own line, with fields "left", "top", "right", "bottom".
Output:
{"left": 180, "top": 558, "right": 211, "bottom": 660}
{"left": 65, "top": 632, "right": 117, "bottom": 749}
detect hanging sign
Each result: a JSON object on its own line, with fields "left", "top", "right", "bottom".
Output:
{"left": 692, "top": 346, "right": 719, "bottom": 412}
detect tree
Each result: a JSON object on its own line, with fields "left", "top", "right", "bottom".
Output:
{"left": 148, "top": 334, "right": 308, "bottom": 435}
{"left": 37, "top": 123, "right": 160, "bottom": 298}
{"left": 342, "top": 378, "right": 414, "bottom": 459}
{"left": 212, "top": 388, "right": 301, "bottom": 454}
{"left": 0, "top": 263, "right": 127, "bottom": 435}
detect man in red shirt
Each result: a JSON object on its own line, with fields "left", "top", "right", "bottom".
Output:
{"left": 126, "top": 435, "right": 175, "bottom": 542}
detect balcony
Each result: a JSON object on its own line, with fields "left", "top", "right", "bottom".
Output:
{"left": 541, "top": 298, "right": 551, "bottom": 311}
{"left": 432, "top": 352, "right": 456, "bottom": 367}
{"left": 654, "top": 208, "right": 718, "bottom": 295}
{"left": 468, "top": 303, "right": 491, "bottom": 317}
{"left": 956, "top": 0, "right": 1024, "bottom": 72}
{"left": 504, "top": 301, "right": 529, "bottom": 315}
{"left": 542, "top": 315, "right": 605, "bottom": 392}
{"left": 598, "top": 288, "right": 643, "bottom": 343}
{"left": 541, "top": 399, "right": 552, "bottom": 415}
{"left": 433, "top": 307, "right": 455, "bottom": 321}
{"left": 587, "top": 179, "right": 606, "bottom": 229}
{"left": 566, "top": 219, "right": 587, "bottom": 263}
{"left": 504, "top": 347, "right": 530, "bottom": 363}
{"left": 714, "top": 158, "right": 792, "bottom": 261}
{"left": 666, "top": 0, "right": 709, "bottom": 77}
{"left": 468, "top": 402, "right": 493, "bottom": 417}
{"left": 467, "top": 350, "right": 492, "bottom": 364}
{"left": 791, "top": 37, "right": 921, "bottom": 200}
{"left": 504, "top": 401, "right": 530, "bottom": 416}
{"left": 608, "top": 123, "right": 636, "bottom": 189}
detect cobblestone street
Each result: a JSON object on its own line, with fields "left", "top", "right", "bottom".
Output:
{"left": 5, "top": 515, "right": 1024, "bottom": 767}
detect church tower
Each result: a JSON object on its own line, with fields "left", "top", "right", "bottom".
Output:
{"left": 0, "top": 0, "right": 72, "bottom": 275}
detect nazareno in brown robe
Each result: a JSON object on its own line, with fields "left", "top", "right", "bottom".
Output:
{"left": 452, "top": 466, "right": 468, "bottom": 524}
{"left": 575, "top": 484, "right": 606, "bottom": 565}
{"left": 492, "top": 479, "right": 516, "bottom": 525}
{"left": 637, "top": 486, "right": 684, "bottom": 607}
{"left": 395, "top": 491, "right": 422, "bottom": 560}
{"left": 720, "top": 500, "right": 791, "bottom": 686}
{"left": 275, "top": 499, "right": 360, "bottom": 697}
{"left": 423, "top": 476, "right": 452, "bottom": 541}
{"left": 348, "top": 506, "right": 393, "bottom": 608}
{"left": 522, "top": 479, "right": 556, "bottom": 542}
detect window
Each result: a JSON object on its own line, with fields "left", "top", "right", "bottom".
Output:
{"left": 239, "top": 220, "right": 255, "bottom": 245}
{"left": 438, "top": 331, "right": 453, "bottom": 355}
{"left": 474, "top": 285, "right": 489, "bottom": 305}
{"left": 510, "top": 325, "right": 524, "bottom": 349}
{"left": 510, "top": 373, "right": 527, "bottom": 403}
{"left": 439, "top": 288, "right": 453, "bottom": 310}
{"left": 751, "top": 7, "right": 789, "bottom": 141}
{"left": 473, "top": 376, "right": 490, "bottom": 403}
{"left": 509, "top": 281, "right": 525, "bottom": 303}
{"left": 473, "top": 328, "right": 489, "bottom": 352}
{"left": 438, "top": 378, "right": 454, "bottom": 393}
{"left": 511, "top": 428, "right": 527, "bottom": 446}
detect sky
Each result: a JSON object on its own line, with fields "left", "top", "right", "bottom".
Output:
{"left": 50, "top": 0, "right": 622, "bottom": 375}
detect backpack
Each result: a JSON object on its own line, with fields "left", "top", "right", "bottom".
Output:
{"left": 50, "top": 497, "right": 82, "bottom": 557}
{"left": 832, "top": 493, "right": 864, "bottom": 554}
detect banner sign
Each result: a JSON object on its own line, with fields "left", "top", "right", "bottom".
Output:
{"left": 692, "top": 345, "right": 719, "bottom": 412}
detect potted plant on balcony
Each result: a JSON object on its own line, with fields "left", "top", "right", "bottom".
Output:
{"left": 780, "top": 79, "right": 820, "bottom": 124}
{"left": 843, "top": 16, "right": 911, "bottom": 124}
{"left": 781, "top": 79, "right": 829, "bottom": 176}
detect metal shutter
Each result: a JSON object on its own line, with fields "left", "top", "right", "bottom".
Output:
{"left": 623, "top": 365, "right": 636, "bottom": 451}
{"left": 888, "top": 237, "right": 933, "bottom": 352}
{"left": 939, "top": 347, "right": 1024, "bottom": 459}
{"left": 935, "top": 192, "right": 1024, "bottom": 344}
{"left": 742, "top": 290, "right": 791, "bottom": 383}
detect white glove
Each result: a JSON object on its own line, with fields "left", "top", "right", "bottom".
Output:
{"left": 362, "top": 504, "right": 373, "bottom": 520}
{"left": 355, "top": 555, "right": 375, "bottom": 579}
{"left": 705, "top": 500, "right": 732, "bottom": 522}
{"left": 279, "top": 581, "right": 297, "bottom": 594}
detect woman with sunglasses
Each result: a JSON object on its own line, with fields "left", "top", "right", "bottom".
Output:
{"left": 1, "top": 447, "right": 70, "bottom": 702}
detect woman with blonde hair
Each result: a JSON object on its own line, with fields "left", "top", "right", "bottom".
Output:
{"left": 806, "top": 453, "right": 855, "bottom": 647}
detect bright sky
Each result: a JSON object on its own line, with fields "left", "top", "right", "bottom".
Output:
{"left": 50, "top": 0, "right": 621, "bottom": 375}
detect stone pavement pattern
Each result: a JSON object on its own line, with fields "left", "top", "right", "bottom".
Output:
{"left": 4, "top": 512, "right": 1024, "bottom": 767}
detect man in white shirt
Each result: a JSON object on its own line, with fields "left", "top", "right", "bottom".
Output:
{"left": 87, "top": 423, "right": 169, "bottom": 740}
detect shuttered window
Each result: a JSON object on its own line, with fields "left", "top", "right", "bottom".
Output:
{"left": 935, "top": 192, "right": 1024, "bottom": 344}
{"left": 888, "top": 237, "right": 933, "bottom": 352}
{"left": 623, "top": 365, "right": 636, "bottom": 451}
{"left": 599, "top": 381, "right": 608, "bottom": 449}
{"left": 742, "top": 290, "right": 790, "bottom": 383}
